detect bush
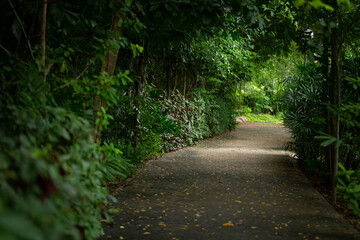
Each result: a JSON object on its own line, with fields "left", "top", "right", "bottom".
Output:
{"left": 100, "top": 142, "right": 134, "bottom": 182}
{"left": 0, "top": 105, "right": 114, "bottom": 240}
{"left": 0, "top": 66, "right": 113, "bottom": 240}
{"left": 280, "top": 63, "right": 325, "bottom": 169}
{"left": 239, "top": 106, "right": 252, "bottom": 115}
{"left": 205, "top": 95, "right": 237, "bottom": 136}
{"left": 103, "top": 86, "right": 236, "bottom": 155}
{"left": 242, "top": 82, "right": 273, "bottom": 114}
{"left": 337, "top": 163, "right": 360, "bottom": 217}
{"left": 157, "top": 91, "right": 209, "bottom": 151}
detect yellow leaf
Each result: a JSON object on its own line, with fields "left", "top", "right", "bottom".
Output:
{"left": 223, "top": 222, "right": 234, "bottom": 226}
{"left": 158, "top": 222, "right": 167, "bottom": 227}
{"left": 120, "top": 226, "right": 125, "bottom": 229}
{"left": 144, "top": 232, "right": 151, "bottom": 235}
{"left": 234, "top": 200, "right": 242, "bottom": 203}
{"left": 251, "top": 226, "right": 258, "bottom": 229}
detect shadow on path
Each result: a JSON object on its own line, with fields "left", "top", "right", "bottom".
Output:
{"left": 100, "top": 122, "right": 360, "bottom": 240}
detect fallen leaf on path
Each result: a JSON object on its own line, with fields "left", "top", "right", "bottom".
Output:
{"left": 158, "top": 222, "right": 167, "bottom": 227}
{"left": 223, "top": 221, "right": 234, "bottom": 226}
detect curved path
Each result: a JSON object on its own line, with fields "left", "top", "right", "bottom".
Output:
{"left": 101, "top": 122, "right": 360, "bottom": 240}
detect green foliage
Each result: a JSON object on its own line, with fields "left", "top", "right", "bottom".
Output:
{"left": 2, "top": 0, "right": 327, "bottom": 238}
{"left": 242, "top": 82, "right": 273, "bottom": 113}
{"left": 239, "top": 106, "right": 252, "bottom": 115}
{"left": 337, "top": 163, "right": 360, "bottom": 217}
{"left": 103, "top": 86, "right": 236, "bottom": 156}
{"left": 280, "top": 63, "right": 325, "bottom": 168}
{"left": 241, "top": 53, "right": 301, "bottom": 115}
{"left": 158, "top": 92, "right": 209, "bottom": 151}
{"left": 205, "top": 95, "right": 237, "bottom": 136}
{"left": 0, "top": 66, "right": 114, "bottom": 240}
{"left": 338, "top": 75, "right": 360, "bottom": 170}
{"left": 100, "top": 142, "right": 134, "bottom": 182}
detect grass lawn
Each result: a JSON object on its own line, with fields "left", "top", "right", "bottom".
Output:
{"left": 244, "top": 113, "right": 283, "bottom": 123}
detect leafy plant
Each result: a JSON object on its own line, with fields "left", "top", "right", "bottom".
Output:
{"left": 100, "top": 142, "right": 134, "bottom": 182}
{"left": 0, "top": 105, "right": 114, "bottom": 240}
{"left": 280, "top": 63, "right": 325, "bottom": 169}
{"left": 337, "top": 163, "right": 360, "bottom": 217}
{"left": 0, "top": 64, "right": 114, "bottom": 240}
{"left": 242, "top": 83, "right": 273, "bottom": 113}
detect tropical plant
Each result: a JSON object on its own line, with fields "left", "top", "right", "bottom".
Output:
{"left": 281, "top": 63, "right": 325, "bottom": 169}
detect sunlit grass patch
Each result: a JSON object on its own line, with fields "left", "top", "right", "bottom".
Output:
{"left": 245, "top": 113, "right": 283, "bottom": 123}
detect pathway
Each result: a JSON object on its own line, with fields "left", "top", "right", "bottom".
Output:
{"left": 100, "top": 122, "right": 360, "bottom": 240}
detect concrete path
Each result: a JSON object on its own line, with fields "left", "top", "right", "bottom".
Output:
{"left": 100, "top": 122, "right": 360, "bottom": 240}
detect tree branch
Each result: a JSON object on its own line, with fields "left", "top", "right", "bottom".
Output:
{"left": 0, "top": 44, "right": 28, "bottom": 65}
{"left": 41, "top": 0, "right": 47, "bottom": 68}
{"left": 1, "top": 0, "right": 63, "bottom": 16}
{"left": 8, "top": 0, "right": 35, "bottom": 61}
{"left": 54, "top": 63, "right": 91, "bottom": 90}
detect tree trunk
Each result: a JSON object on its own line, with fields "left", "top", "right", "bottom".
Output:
{"left": 321, "top": 25, "right": 331, "bottom": 177}
{"left": 173, "top": 67, "right": 178, "bottom": 93}
{"left": 166, "top": 56, "right": 171, "bottom": 98}
{"left": 329, "top": 25, "right": 342, "bottom": 204}
{"left": 93, "top": 5, "right": 124, "bottom": 141}
{"left": 131, "top": 45, "right": 146, "bottom": 147}
{"left": 238, "top": 82, "right": 242, "bottom": 110}
{"left": 183, "top": 72, "right": 187, "bottom": 96}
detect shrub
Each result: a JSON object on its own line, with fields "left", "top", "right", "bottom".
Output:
{"left": 0, "top": 65, "right": 113, "bottom": 240}
{"left": 242, "top": 82, "right": 273, "bottom": 113}
{"left": 0, "top": 104, "right": 114, "bottom": 240}
{"left": 337, "top": 163, "right": 360, "bottom": 217}
{"left": 280, "top": 63, "right": 325, "bottom": 169}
